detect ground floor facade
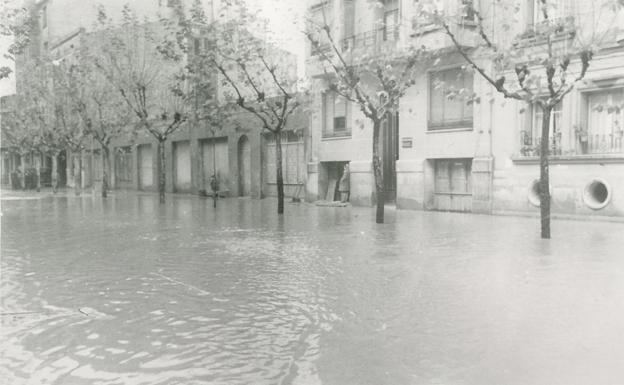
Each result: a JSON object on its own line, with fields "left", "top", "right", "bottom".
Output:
{"left": 34, "top": 109, "right": 309, "bottom": 201}
{"left": 305, "top": 48, "right": 624, "bottom": 220}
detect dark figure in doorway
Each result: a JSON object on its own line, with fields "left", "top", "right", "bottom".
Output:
{"left": 338, "top": 164, "right": 350, "bottom": 203}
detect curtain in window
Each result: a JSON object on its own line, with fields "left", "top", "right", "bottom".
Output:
{"left": 587, "top": 90, "right": 624, "bottom": 153}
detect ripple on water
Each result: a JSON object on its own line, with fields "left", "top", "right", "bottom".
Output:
{"left": 2, "top": 195, "right": 624, "bottom": 385}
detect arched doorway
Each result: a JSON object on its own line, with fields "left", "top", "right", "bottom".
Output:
{"left": 238, "top": 135, "right": 251, "bottom": 196}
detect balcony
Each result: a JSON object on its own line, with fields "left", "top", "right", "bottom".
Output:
{"left": 519, "top": 131, "right": 563, "bottom": 157}
{"left": 517, "top": 129, "right": 624, "bottom": 159}
{"left": 514, "top": 16, "right": 576, "bottom": 47}
{"left": 339, "top": 25, "right": 400, "bottom": 56}
{"left": 575, "top": 130, "right": 624, "bottom": 155}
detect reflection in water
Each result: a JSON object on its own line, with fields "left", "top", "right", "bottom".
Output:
{"left": 1, "top": 193, "right": 624, "bottom": 385}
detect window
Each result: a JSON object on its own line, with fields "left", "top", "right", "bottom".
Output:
{"left": 583, "top": 89, "right": 624, "bottom": 154}
{"left": 343, "top": 0, "right": 355, "bottom": 46}
{"left": 41, "top": 6, "right": 47, "bottom": 29}
{"left": 309, "top": 2, "right": 332, "bottom": 54}
{"left": 193, "top": 38, "right": 201, "bottom": 55}
{"left": 428, "top": 68, "right": 474, "bottom": 129}
{"left": 435, "top": 159, "right": 472, "bottom": 195}
{"left": 520, "top": 102, "right": 562, "bottom": 156}
{"left": 528, "top": 0, "right": 569, "bottom": 26}
{"left": 460, "top": 0, "right": 476, "bottom": 22}
{"left": 383, "top": 0, "right": 399, "bottom": 41}
{"left": 412, "top": 0, "right": 442, "bottom": 29}
{"left": 323, "top": 91, "right": 350, "bottom": 138}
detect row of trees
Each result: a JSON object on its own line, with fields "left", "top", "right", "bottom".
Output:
{"left": 3, "top": 0, "right": 622, "bottom": 236}
{"left": 305, "top": 0, "right": 622, "bottom": 238}
{"left": 2, "top": 1, "right": 303, "bottom": 213}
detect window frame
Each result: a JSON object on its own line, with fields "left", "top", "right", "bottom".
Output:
{"left": 309, "top": 1, "right": 332, "bottom": 55}
{"left": 322, "top": 91, "right": 351, "bottom": 139}
{"left": 581, "top": 86, "right": 624, "bottom": 155}
{"left": 427, "top": 67, "right": 474, "bottom": 131}
{"left": 41, "top": 6, "right": 47, "bottom": 29}
{"left": 519, "top": 101, "right": 563, "bottom": 156}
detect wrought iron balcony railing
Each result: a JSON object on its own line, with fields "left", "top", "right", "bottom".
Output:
{"left": 339, "top": 25, "right": 400, "bottom": 54}
{"left": 575, "top": 130, "right": 624, "bottom": 155}
{"left": 518, "top": 129, "right": 624, "bottom": 157}
{"left": 519, "top": 131, "right": 563, "bottom": 157}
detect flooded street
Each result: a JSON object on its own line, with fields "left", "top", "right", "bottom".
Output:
{"left": 2, "top": 192, "right": 624, "bottom": 385}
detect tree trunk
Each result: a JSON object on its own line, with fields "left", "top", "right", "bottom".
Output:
{"left": 539, "top": 106, "right": 552, "bottom": 239}
{"left": 157, "top": 139, "right": 166, "bottom": 204}
{"left": 101, "top": 146, "right": 110, "bottom": 198}
{"left": 51, "top": 153, "right": 58, "bottom": 193}
{"left": 20, "top": 154, "right": 26, "bottom": 191}
{"left": 372, "top": 119, "right": 384, "bottom": 224}
{"left": 275, "top": 131, "right": 285, "bottom": 215}
{"left": 75, "top": 153, "right": 82, "bottom": 196}
{"left": 35, "top": 154, "right": 41, "bottom": 192}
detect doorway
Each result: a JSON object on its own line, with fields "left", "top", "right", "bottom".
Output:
{"left": 57, "top": 150, "right": 67, "bottom": 187}
{"left": 201, "top": 137, "right": 229, "bottom": 193}
{"left": 433, "top": 158, "right": 472, "bottom": 212}
{"left": 238, "top": 135, "right": 251, "bottom": 196}
{"left": 173, "top": 140, "right": 191, "bottom": 192}
{"left": 138, "top": 144, "right": 153, "bottom": 191}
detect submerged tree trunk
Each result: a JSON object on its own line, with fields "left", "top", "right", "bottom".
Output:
{"left": 20, "top": 154, "right": 26, "bottom": 191}
{"left": 35, "top": 154, "right": 41, "bottom": 192}
{"left": 75, "top": 153, "right": 83, "bottom": 196}
{"left": 275, "top": 131, "right": 285, "bottom": 215}
{"left": 157, "top": 139, "right": 166, "bottom": 204}
{"left": 372, "top": 119, "right": 384, "bottom": 224}
{"left": 101, "top": 146, "right": 110, "bottom": 198}
{"left": 51, "top": 153, "right": 58, "bottom": 193}
{"left": 539, "top": 106, "right": 552, "bottom": 239}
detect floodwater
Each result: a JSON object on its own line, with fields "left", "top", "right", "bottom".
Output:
{"left": 1, "top": 192, "right": 624, "bottom": 385}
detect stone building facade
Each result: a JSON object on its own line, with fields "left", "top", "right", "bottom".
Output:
{"left": 305, "top": 0, "right": 624, "bottom": 219}
{"left": 4, "top": 0, "right": 309, "bottom": 199}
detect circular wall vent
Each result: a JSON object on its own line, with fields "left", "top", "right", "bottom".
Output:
{"left": 583, "top": 179, "right": 611, "bottom": 210}
{"left": 528, "top": 179, "right": 551, "bottom": 207}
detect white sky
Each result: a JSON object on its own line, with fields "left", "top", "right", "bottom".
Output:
{"left": 244, "top": 0, "right": 306, "bottom": 77}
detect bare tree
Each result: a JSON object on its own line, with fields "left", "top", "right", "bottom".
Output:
{"left": 166, "top": 1, "right": 305, "bottom": 215}
{"left": 94, "top": 6, "right": 189, "bottom": 203}
{"left": 54, "top": 42, "right": 135, "bottom": 198}
{"left": 2, "top": 59, "right": 64, "bottom": 191}
{"left": 306, "top": 7, "right": 429, "bottom": 223}
{"left": 431, "top": 0, "right": 622, "bottom": 238}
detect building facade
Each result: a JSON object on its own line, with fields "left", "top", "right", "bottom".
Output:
{"left": 305, "top": 0, "right": 624, "bottom": 219}
{"left": 3, "top": 0, "right": 309, "bottom": 199}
